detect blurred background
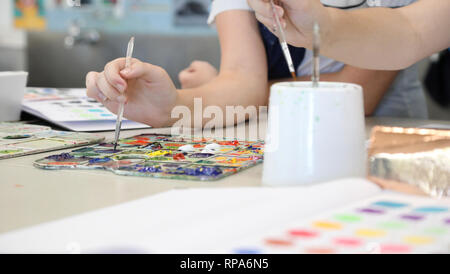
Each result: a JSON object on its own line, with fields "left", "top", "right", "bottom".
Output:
{"left": 0, "top": 0, "right": 448, "bottom": 120}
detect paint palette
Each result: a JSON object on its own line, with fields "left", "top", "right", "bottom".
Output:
{"left": 34, "top": 134, "right": 264, "bottom": 181}
{"left": 0, "top": 123, "right": 104, "bottom": 160}
{"left": 231, "top": 195, "right": 450, "bottom": 254}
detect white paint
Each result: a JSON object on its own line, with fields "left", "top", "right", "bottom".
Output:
{"left": 179, "top": 144, "right": 195, "bottom": 152}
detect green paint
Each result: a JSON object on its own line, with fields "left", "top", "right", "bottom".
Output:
{"left": 334, "top": 213, "right": 362, "bottom": 223}
{"left": 315, "top": 116, "right": 320, "bottom": 122}
{"left": 423, "top": 227, "right": 447, "bottom": 235}
{"left": 378, "top": 221, "right": 407, "bottom": 230}
{"left": 0, "top": 149, "right": 23, "bottom": 154}
{"left": 196, "top": 160, "right": 215, "bottom": 164}
{"left": 149, "top": 156, "right": 172, "bottom": 161}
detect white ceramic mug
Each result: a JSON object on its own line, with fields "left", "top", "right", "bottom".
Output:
{"left": 263, "top": 82, "right": 366, "bottom": 186}
{"left": 0, "top": 71, "right": 28, "bottom": 122}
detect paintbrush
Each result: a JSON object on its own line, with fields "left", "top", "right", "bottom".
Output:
{"left": 312, "top": 22, "right": 320, "bottom": 87}
{"left": 269, "top": 0, "right": 296, "bottom": 80}
{"left": 114, "top": 36, "right": 134, "bottom": 151}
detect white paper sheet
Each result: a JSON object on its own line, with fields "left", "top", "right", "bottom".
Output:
{"left": 22, "top": 88, "right": 150, "bottom": 132}
{"left": 0, "top": 178, "right": 381, "bottom": 253}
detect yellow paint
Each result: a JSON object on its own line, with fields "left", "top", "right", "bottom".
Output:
{"left": 356, "top": 229, "right": 386, "bottom": 238}
{"left": 404, "top": 236, "right": 434, "bottom": 245}
{"left": 146, "top": 150, "right": 168, "bottom": 157}
{"left": 313, "top": 221, "right": 342, "bottom": 230}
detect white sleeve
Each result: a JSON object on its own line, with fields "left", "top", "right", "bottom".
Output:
{"left": 207, "top": 0, "right": 252, "bottom": 25}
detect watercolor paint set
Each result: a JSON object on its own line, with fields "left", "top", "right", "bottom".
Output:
{"left": 231, "top": 194, "right": 450, "bottom": 254}
{"left": 0, "top": 122, "right": 104, "bottom": 160}
{"left": 22, "top": 88, "right": 149, "bottom": 131}
{"left": 34, "top": 134, "right": 264, "bottom": 181}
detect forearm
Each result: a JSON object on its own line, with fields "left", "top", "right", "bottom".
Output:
{"left": 170, "top": 70, "right": 268, "bottom": 127}
{"left": 321, "top": 0, "right": 450, "bottom": 70}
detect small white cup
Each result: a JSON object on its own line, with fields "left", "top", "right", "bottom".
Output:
{"left": 263, "top": 81, "right": 366, "bottom": 186}
{"left": 0, "top": 71, "right": 28, "bottom": 122}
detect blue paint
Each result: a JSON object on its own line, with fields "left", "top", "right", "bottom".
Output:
{"left": 189, "top": 153, "right": 215, "bottom": 158}
{"left": 88, "top": 109, "right": 103, "bottom": 113}
{"left": 372, "top": 201, "right": 408, "bottom": 208}
{"left": 89, "top": 158, "right": 112, "bottom": 164}
{"left": 183, "top": 166, "right": 222, "bottom": 177}
{"left": 46, "top": 153, "right": 74, "bottom": 161}
{"left": 415, "top": 207, "right": 448, "bottom": 213}
{"left": 138, "top": 166, "right": 162, "bottom": 173}
{"left": 233, "top": 248, "right": 262, "bottom": 254}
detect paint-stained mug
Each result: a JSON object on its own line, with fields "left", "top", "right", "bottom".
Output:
{"left": 263, "top": 82, "right": 366, "bottom": 186}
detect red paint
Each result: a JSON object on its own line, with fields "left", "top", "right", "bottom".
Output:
{"left": 264, "top": 238, "right": 293, "bottom": 247}
{"left": 173, "top": 153, "right": 186, "bottom": 161}
{"left": 380, "top": 244, "right": 411, "bottom": 254}
{"left": 333, "top": 237, "right": 362, "bottom": 247}
{"left": 125, "top": 140, "right": 149, "bottom": 145}
{"left": 288, "top": 229, "right": 319, "bottom": 238}
{"left": 15, "top": 184, "right": 24, "bottom": 188}
{"left": 193, "top": 144, "right": 205, "bottom": 148}
{"left": 218, "top": 140, "right": 240, "bottom": 146}
{"left": 165, "top": 143, "right": 184, "bottom": 147}
{"left": 305, "top": 247, "right": 335, "bottom": 254}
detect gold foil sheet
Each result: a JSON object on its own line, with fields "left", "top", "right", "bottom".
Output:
{"left": 368, "top": 126, "right": 450, "bottom": 198}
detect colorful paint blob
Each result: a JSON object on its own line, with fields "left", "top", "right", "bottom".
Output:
{"left": 372, "top": 201, "right": 408, "bottom": 208}
{"left": 403, "top": 236, "right": 434, "bottom": 245}
{"left": 401, "top": 214, "right": 425, "bottom": 221}
{"left": 380, "top": 244, "right": 411, "bottom": 254}
{"left": 230, "top": 197, "right": 450, "bottom": 254}
{"left": 35, "top": 134, "right": 264, "bottom": 181}
{"left": 334, "top": 214, "right": 362, "bottom": 223}
{"left": 415, "top": 207, "right": 448, "bottom": 213}
{"left": 288, "top": 229, "right": 319, "bottom": 238}
{"left": 358, "top": 208, "right": 385, "bottom": 214}
{"left": 355, "top": 229, "right": 386, "bottom": 238}
{"left": 264, "top": 238, "right": 293, "bottom": 247}
{"left": 333, "top": 237, "right": 362, "bottom": 247}
{"left": 313, "top": 221, "right": 342, "bottom": 230}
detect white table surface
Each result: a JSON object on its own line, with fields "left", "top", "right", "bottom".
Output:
{"left": 1, "top": 116, "right": 449, "bottom": 235}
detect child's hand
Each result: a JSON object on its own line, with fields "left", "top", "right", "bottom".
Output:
{"left": 247, "top": 0, "right": 330, "bottom": 49}
{"left": 178, "top": 61, "right": 218, "bottom": 89}
{"left": 86, "top": 58, "right": 178, "bottom": 128}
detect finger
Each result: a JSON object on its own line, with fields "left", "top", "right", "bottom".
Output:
{"left": 255, "top": 12, "right": 277, "bottom": 33}
{"left": 86, "top": 71, "right": 107, "bottom": 102}
{"left": 120, "top": 62, "right": 169, "bottom": 83}
{"left": 97, "top": 72, "right": 125, "bottom": 103}
{"left": 102, "top": 97, "right": 120, "bottom": 116}
{"left": 248, "top": 0, "right": 283, "bottom": 19}
{"left": 104, "top": 58, "right": 128, "bottom": 94}
{"left": 178, "top": 70, "right": 189, "bottom": 83}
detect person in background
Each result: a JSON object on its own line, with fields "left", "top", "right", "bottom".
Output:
{"left": 86, "top": 0, "right": 428, "bottom": 130}
{"left": 248, "top": 0, "right": 450, "bottom": 70}
{"left": 178, "top": 0, "right": 428, "bottom": 119}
